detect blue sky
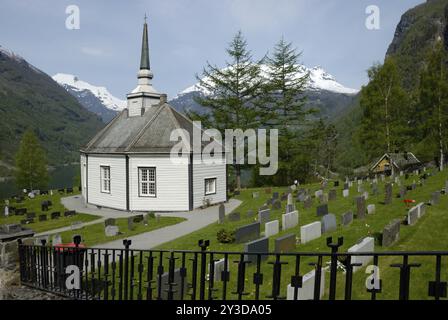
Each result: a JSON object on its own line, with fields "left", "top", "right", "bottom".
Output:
{"left": 0, "top": 0, "right": 424, "bottom": 98}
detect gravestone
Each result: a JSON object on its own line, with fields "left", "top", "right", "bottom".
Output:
{"left": 399, "top": 186, "right": 406, "bottom": 198}
{"left": 252, "top": 192, "right": 259, "bottom": 199}
{"left": 258, "top": 209, "right": 270, "bottom": 224}
{"left": 417, "top": 202, "right": 426, "bottom": 218}
{"left": 300, "top": 221, "right": 322, "bottom": 244}
{"left": 247, "top": 210, "right": 254, "bottom": 218}
{"left": 334, "top": 181, "right": 340, "bottom": 187}
{"left": 272, "top": 200, "right": 282, "bottom": 210}
{"left": 367, "top": 204, "right": 376, "bottom": 215}
{"left": 228, "top": 212, "right": 241, "bottom": 222}
{"left": 234, "top": 222, "right": 260, "bottom": 243}
{"left": 218, "top": 204, "right": 225, "bottom": 224}
{"left": 160, "top": 268, "right": 188, "bottom": 300}
{"left": 51, "top": 212, "right": 60, "bottom": 219}
{"left": 321, "top": 214, "right": 337, "bottom": 233}
{"left": 314, "top": 190, "right": 323, "bottom": 199}
{"left": 52, "top": 234, "right": 62, "bottom": 245}
{"left": 282, "top": 210, "right": 298, "bottom": 231}
{"left": 382, "top": 219, "right": 400, "bottom": 247}
{"left": 385, "top": 183, "right": 392, "bottom": 205}
{"left": 344, "top": 182, "right": 349, "bottom": 190}
{"left": 407, "top": 206, "right": 419, "bottom": 226}
{"left": 343, "top": 189, "right": 349, "bottom": 198}
{"left": 286, "top": 269, "right": 325, "bottom": 300}
{"left": 348, "top": 237, "right": 375, "bottom": 272}
{"left": 329, "top": 189, "right": 337, "bottom": 201}
{"left": 26, "top": 212, "right": 36, "bottom": 219}
{"left": 209, "top": 258, "right": 228, "bottom": 282}
{"left": 316, "top": 204, "right": 328, "bottom": 217}
{"left": 280, "top": 193, "right": 288, "bottom": 202}
{"left": 38, "top": 214, "right": 47, "bottom": 222}
{"left": 105, "top": 218, "right": 116, "bottom": 227}
{"left": 272, "top": 192, "right": 279, "bottom": 199}
{"left": 274, "top": 233, "right": 296, "bottom": 253}
{"left": 431, "top": 192, "right": 440, "bottom": 205}
{"left": 357, "top": 185, "right": 364, "bottom": 193}
{"left": 128, "top": 217, "right": 134, "bottom": 231}
{"left": 342, "top": 211, "right": 353, "bottom": 226}
{"left": 371, "top": 183, "right": 378, "bottom": 195}
{"left": 356, "top": 196, "right": 366, "bottom": 219}
{"left": 363, "top": 191, "right": 369, "bottom": 200}
{"left": 287, "top": 193, "right": 293, "bottom": 206}
{"left": 244, "top": 237, "right": 269, "bottom": 263}
{"left": 303, "top": 197, "right": 312, "bottom": 209}
{"left": 285, "top": 204, "right": 295, "bottom": 213}
{"left": 70, "top": 221, "right": 83, "bottom": 231}
{"left": 105, "top": 225, "right": 120, "bottom": 237}
{"left": 297, "top": 193, "right": 307, "bottom": 202}
{"left": 265, "top": 220, "right": 279, "bottom": 237}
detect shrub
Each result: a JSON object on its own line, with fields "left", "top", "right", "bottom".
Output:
{"left": 216, "top": 229, "right": 235, "bottom": 244}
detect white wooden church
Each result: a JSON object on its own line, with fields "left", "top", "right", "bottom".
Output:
{"left": 80, "top": 21, "right": 226, "bottom": 211}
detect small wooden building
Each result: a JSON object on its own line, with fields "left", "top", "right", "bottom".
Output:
{"left": 370, "top": 152, "right": 421, "bottom": 175}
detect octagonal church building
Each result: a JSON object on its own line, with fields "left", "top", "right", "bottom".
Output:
{"left": 80, "top": 21, "right": 227, "bottom": 211}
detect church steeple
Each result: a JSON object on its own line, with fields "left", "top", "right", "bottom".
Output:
{"left": 140, "top": 14, "right": 150, "bottom": 71}
{"left": 126, "top": 15, "right": 162, "bottom": 117}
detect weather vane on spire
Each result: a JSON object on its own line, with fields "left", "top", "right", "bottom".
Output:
{"left": 144, "top": 13, "right": 147, "bottom": 24}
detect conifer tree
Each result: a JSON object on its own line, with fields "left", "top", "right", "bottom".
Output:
{"left": 15, "top": 129, "right": 49, "bottom": 190}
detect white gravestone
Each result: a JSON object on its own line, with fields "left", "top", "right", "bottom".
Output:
{"left": 286, "top": 269, "right": 325, "bottom": 300}
{"left": 348, "top": 237, "right": 375, "bottom": 272}
{"left": 208, "top": 258, "right": 229, "bottom": 281}
{"left": 300, "top": 222, "right": 322, "bottom": 244}
{"left": 282, "top": 210, "right": 299, "bottom": 231}
{"left": 105, "top": 225, "right": 120, "bottom": 237}
{"left": 265, "top": 220, "right": 280, "bottom": 238}
{"left": 343, "top": 189, "right": 349, "bottom": 198}
{"left": 367, "top": 204, "right": 375, "bottom": 214}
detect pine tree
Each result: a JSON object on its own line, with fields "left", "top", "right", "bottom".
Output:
{"left": 264, "top": 38, "right": 312, "bottom": 184}
{"left": 418, "top": 41, "right": 448, "bottom": 171}
{"left": 358, "top": 58, "right": 409, "bottom": 159}
{"left": 192, "top": 31, "right": 266, "bottom": 190}
{"left": 15, "top": 129, "right": 49, "bottom": 190}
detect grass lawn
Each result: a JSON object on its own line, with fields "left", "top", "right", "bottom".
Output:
{"left": 150, "top": 168, "right": 448, "bottom": 300}
{"left": 59, "top": 216, "right": 186, "bottom": 247}
{"left": 1, "top": 190, "right": 100, "bottom": 234}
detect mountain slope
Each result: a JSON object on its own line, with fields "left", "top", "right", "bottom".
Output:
{"left": 169, "top": 64, "right": 358, "bottom": 119}
{"left": 0, "top": 46, "right": 105, "bottom": 169}
{"left": 53, "top": 73, "right": 126, "bottom": 123}
{"left": 386, "top": 0, "right": 448, "bottom": 89}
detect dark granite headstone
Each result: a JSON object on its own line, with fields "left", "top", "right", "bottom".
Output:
{"left": 272, "top": 192, "right": 279, "bottom": 199}
{"left": 244, "top": 237, "right": 269, "bottom": 263}
{"left": 274, "top": 233, "right": 296, "bottom": 253}
{"left": 258, "top": 209, "right": 270, "bottom": 224}
{"left": 160, "top": 268, "right": 188, "bottom": 300}
{"left": 316, "top": 204, "right": 328, "bottom": 217}
{"left": 334, "top": 181, "right": 340, "bottom": 187}
{"left": 235, "top": 222, "right": 260, "bottom": 243}
{"left": 341, "top": 211, "right": 353, "bottom": 226}
{"left": 26, "top": 212, "right": 36, "bottom": 219}
{"left": 38, "top": 214, "right": 47, "bottom": 222}
{"left": 133, "top": 214, "right": 144, "bottom": 223}
{"left": 218, "top": 204, "right": 225, "bottom": 224}
{"left": 382, "top": 219, "right": 400, "bottom": 246}
{"left": 385, "top": 183, "right": 392, "bottom": 205}
{"left": 356, "top": 196, "right": 366, "bottom": 219}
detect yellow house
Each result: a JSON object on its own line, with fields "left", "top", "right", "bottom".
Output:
{"left": 370, "top": 152, "right": 421, "bottom": 175}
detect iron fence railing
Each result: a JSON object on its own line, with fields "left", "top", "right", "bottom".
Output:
{"left": 17, "top": 237, "right": 448, "bottom": 300}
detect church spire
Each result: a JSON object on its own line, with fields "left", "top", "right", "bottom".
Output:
{"left": 140, "top": 14, "right": 150, "bottom": 70}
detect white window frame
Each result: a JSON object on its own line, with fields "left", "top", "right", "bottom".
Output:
{"left": 100, "top": 166, "right": 111, "bottom": 194}
{"left": 204, "top": 177, "right": 217, "bottom": 196}
{"left": 139, "top": 167, "right": 156, "bottom": 197}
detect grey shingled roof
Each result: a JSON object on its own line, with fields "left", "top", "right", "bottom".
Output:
{"left": 81, "top": 103, "right": 198, "bottom": 154}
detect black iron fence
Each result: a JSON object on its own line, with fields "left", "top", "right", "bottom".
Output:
{"left": 17, "top": 237, "right": 448, "bottom": 300}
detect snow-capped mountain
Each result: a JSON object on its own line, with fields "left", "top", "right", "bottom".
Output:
{"left": 53, "top": 73, "right": 126, "bottom": 122}
{"left": 170, "top": 64, "right": 358, "bottom": 118}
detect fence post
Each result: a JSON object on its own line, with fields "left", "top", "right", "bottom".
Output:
{"left": 327, "top": 237, "right": 344, "bottom": 300}
{"left": 198, "top": 239, "right": 210, "bottom": 300}
{"left": 123, "top": 239, "right": 132, "bottom": 300}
